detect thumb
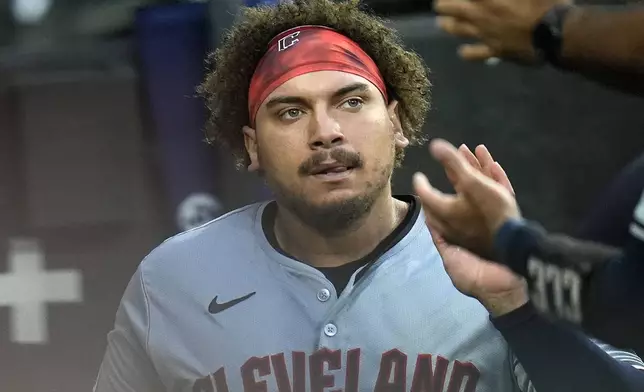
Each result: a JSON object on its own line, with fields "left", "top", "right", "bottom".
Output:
{"left": 412, "top": 172, "right": 454, "bottom": 220}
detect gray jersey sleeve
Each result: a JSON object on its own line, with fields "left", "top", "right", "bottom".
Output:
{"left": 94, "top": 267, "right": 165, "bottom": 392}
{"left": 511, "top": 339, "right": 644, "bottom": 392}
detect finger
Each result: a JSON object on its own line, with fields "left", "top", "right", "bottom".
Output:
{"left": 445, "top": 145, "right": 466, "bottom": 186}
{"left": 413, "top": 172, "right": 457, "bottom": 221}
{"left": 434, "top": 0, "right": 480, "bottom": 21}
{"left": 429, "top": 228, "right": 451, "bottom": 255}
{"left": 458, "top": 43, "right": 497, "bottom": 62}
{"left": 459, "top": 170, "right": 516, "bottom": 229}
{"left": 425, "top": 214, "right": 448, "bottom": 244}
{"left": 458, "top": 144, "right": 482, "bottom": 172}
{"left": 474, "top": 144, "right": 495, "bottom": 168}
{"left": 430, "top": 141, "right": 509, "bottom": 215}
{"left": 474, "top": 144, "right": 495, "bottom": 178}
{"left": 428, "top": 140, "right": 474, "bottom": 188}
{"left": 417, "top": 190, "right": 451, "bottom": 250}
{"left": 428, "top": 227, "right": 446, "bottom": 245}
{"left": 444, "top": 165, "right": 458, "bottom": 187}
{"left": 490, "top": 161, "right": 515, "bottom": 195}
{"left": 437, "top": 16, "right": 481, "bottom": 39}
{"left": 423, "top": 217, "right": 458, "bottom": 257}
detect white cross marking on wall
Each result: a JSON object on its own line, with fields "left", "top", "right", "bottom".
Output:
{"left": 0, "top": 238, "right": 83, "bottom": 344}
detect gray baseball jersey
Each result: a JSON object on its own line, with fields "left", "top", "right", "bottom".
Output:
{"left": 94, "top": 199, "right": 628, "bottom": 392}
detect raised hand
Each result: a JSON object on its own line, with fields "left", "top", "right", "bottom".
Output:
{"left": 414, "top": 140, "right": 527, "bottom": 317}
{"left": 434, "top": 0, "right": 571, "bottom": 63}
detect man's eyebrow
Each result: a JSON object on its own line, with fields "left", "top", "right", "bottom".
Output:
{"left": 264, "top": 96, "right": 308, "bottom": 110}
{"left": 330, "top": 82, "right": 370, "bottom": 100}
{"left": 264, "top": 82, "right": 371, "bottom": 110}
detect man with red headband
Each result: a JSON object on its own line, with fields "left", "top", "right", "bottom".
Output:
{"left": 95, "top": 1, "right": 642, "bottom": 391}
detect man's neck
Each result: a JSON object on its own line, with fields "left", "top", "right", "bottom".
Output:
{"left": 273, "top": 194, "right": 409, "bottom": 268}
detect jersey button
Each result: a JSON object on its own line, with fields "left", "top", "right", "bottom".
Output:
{"left": 324, "top": 323, "right": 338, "bottom": 337}
{"left": 317, "top": 288, "right": 331, "bottom": 302}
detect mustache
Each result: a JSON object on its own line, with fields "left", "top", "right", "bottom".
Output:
{"left": 298, "top": 148, "right": 364, "bottom": 176}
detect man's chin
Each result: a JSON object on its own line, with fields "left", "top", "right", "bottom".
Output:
{"left": 307, "top": 189, "right": 361, "bottom": 207}
{"left": 287, "top": 191, "right": 375, "bottom": 234}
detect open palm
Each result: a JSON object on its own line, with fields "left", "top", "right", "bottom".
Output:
{"left": 425, "top": 145, "right": 526, "bottom": 309}
{"left": 430, "top": 229, "right": 524, "bottom": 300}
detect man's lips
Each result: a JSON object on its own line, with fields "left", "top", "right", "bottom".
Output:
{"left": 310, "top": 162, "right": 354, "bottom": 175}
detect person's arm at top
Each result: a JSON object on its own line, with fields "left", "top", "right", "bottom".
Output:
{"left": 559, "top": 7, "right": 644, "bottom": 71}
{"left": 556, "top": 6, "right": 644, "bottom": 95}
{"left": 434, "top": 0, "right": 644, "bottom": 96}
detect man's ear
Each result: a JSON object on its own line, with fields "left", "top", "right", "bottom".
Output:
{"left": 243, "top": 126, "right": 261, "bottom": 172}
{"left": 387, "top": 100, "right": 409, "bottom": 149}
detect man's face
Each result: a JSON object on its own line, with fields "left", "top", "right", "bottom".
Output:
{"left": 244, "top": 71, "right": 408, "bottom": 232}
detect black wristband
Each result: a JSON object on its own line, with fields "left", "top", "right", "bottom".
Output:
{"left": 494, "top": 219, "right": 543, "bottom": 276}
{"left": 532, "top": 4, "right": 573, "bottom": 67}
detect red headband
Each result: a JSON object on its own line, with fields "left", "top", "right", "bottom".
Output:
{"left": 248, "top": 25, "right": 388, "bottom": 126}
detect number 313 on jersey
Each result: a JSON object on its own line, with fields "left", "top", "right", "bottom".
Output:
{"left": 527, "top": 257, "right": 583, "bottom": 324}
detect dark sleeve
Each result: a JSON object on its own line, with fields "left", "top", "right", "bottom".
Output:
{"left": 576, "top": 152, "right": 644, "bottom": 248}
{"left": 492, "top": 303, "right": 644, "bottom": 392}
{"left": 493, "top": 212, "right": 644, "bottom": 353}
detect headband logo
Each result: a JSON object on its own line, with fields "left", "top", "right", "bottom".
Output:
{"left": 277, "top": 31, "right": 300, "bottom": 52}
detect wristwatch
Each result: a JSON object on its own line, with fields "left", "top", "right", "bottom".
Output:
{"left": 532, "top": 4, "right": 573, "bottom": 67}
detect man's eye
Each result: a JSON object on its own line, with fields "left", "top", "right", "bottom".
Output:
{"left": 280, "top": 108, "right": 303, "bottom": 120}
{"left": 341, "top": 98, "right": 364, "bottom": 110}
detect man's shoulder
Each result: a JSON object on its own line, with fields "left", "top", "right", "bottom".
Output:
{"left": 140, "top": 201, "right": 267, "bottom": 273}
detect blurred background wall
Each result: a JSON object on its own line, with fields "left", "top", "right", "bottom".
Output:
{"left": 0, "top": 0, "right": 643, "bottom": 391}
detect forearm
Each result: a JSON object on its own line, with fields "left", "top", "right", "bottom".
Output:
{"left": 494, "top": 218, "right": 644, "bottom": 352}
{"left": 492, "top": 303, "right": 644, "bottom": 392}
{"left": 558, "top": 6, "right": 644, "bottom": 94}
{"left": 562, "top": 7, "right": 644, "bottom": 72}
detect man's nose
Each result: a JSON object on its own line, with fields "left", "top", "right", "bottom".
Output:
{"left": 308, "top": 110, "right": 345, "bottom": 149}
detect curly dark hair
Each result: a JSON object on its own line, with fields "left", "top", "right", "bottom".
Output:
{"left": 198, "top": 0, "right": 431, "bottom": 169}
